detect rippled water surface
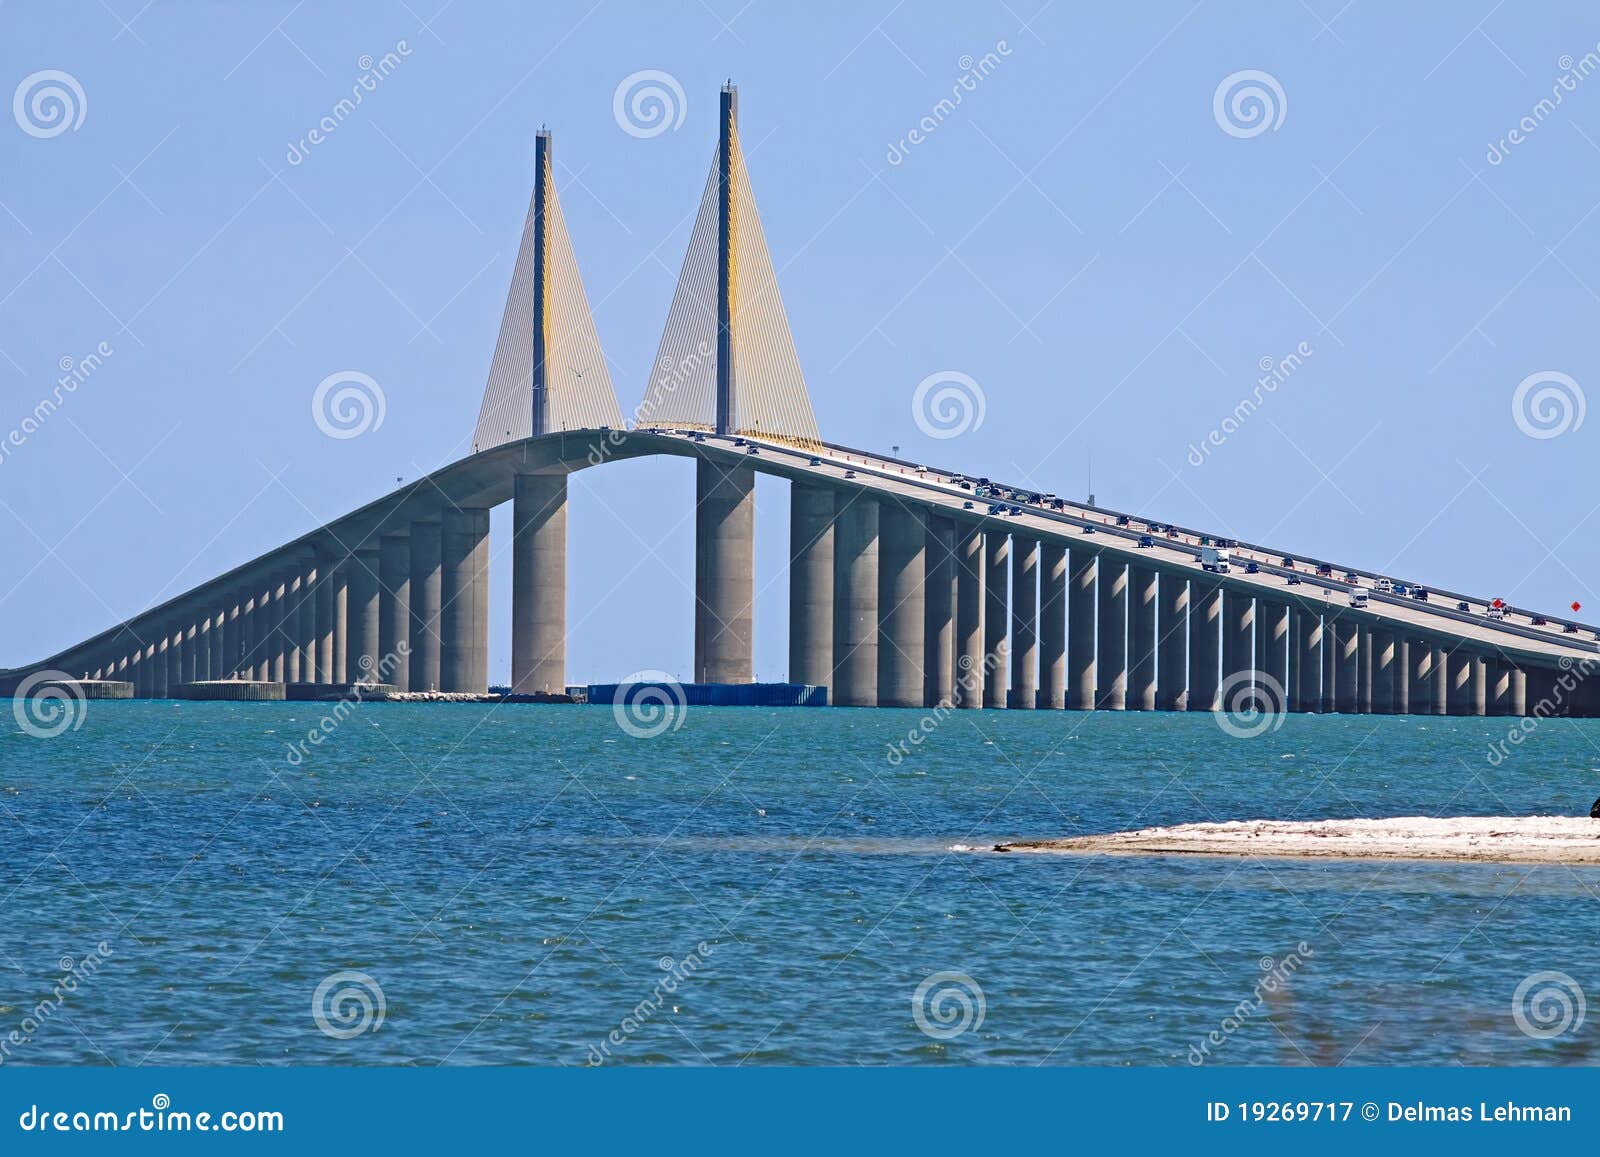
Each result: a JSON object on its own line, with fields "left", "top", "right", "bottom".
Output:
{"left": 3, "top": 701, "right": 1598, "bottom": 1066}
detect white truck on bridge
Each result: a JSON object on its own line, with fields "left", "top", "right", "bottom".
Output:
{"left": 1200, "top": 546, "right": 1230, "bottom": 574}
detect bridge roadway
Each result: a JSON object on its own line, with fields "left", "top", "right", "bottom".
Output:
{"left": 4, "top": 427, "right": 1596, "bottom": 717}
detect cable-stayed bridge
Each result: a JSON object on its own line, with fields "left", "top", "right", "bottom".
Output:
{"left": 5, "top": 85, "right": 1598, "bottom": 719}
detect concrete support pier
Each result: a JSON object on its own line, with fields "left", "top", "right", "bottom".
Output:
{"left": 1395, "top": 637, "right": 1411, "bottom": 715}
{"left": 1039, "top": 543, "right": 1067, "bottom": 710}
{"left": 1128, "top": 565, "right": 1157, "bottom": 711}
{"left": 923, "top": 517, "right": 956, "bottom": 707}
{"left": 1222, "top": 589, "right": 1253, "bottom": 688}
{"left": 379, "top": 537, "right": 410, "bottom": 691}
{"left": 347, "top": 547, "right": 381, "bottom": 683}
{"left": 1510, "top": 665, "right": 1528, "bottom": 716}
{"left": 1291, "top": 607, "right": 1320, "bottom": 712}
{"left": 1157, "top": 572, "right": 1188, "bottom": 711}
{"left": 511, "top": 474, "right": 567, "bottom": 695}
{"left": 1095, "top": 556, "right": 1127, "bottom": 710}
{"left": 954, "top": 525, "right": 984, "bottom": 708}
{"left": 408, "top": 522, "right": 442, "bottom": 692}
{"left": 1430, "top": 644, "right": 1448, "bottom": 715}
{"left": 877, "top": 502, "right": 926, "bottom": 708}
{"left": 832, "top": 493, "right": 879, "bottom": 707}
{"left": 1067, "top": 546, "right": 1097, "bottom": 710}
{"left": 1188, "top": 579, "right": 1222, "bottom": 711}
{"left": 791, "top": 483, "right": 836, "bottom": 693}
{"left": 1335, "top": 620, "right": 1359, "bottom": 711}
{"left": 1372, "top": 629, "right": 1396, "bottom": 714}
{"left": 983, "top": 532, "right": 1009, "bottom": 708}
{"left": 694, "top": 459, "right": 755, "bottom": 685}
{"left": 1010, "top": 536, "right": 1039, "bottom": 709}
{"left": 1259, "top": 600, "right": 1289, "bottom": 706}
{"left": 440, "top": 507, "right": 490, "bottom": 693}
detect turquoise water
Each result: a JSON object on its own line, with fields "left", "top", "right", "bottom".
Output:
{"left": 2, "top": 700, "right": 1598, "bottom": 1066}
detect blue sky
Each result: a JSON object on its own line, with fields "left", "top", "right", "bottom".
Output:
{"left": 3, "top": 0, "right": 1598, "bottom": 683}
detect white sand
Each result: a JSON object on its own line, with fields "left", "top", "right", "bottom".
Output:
{"left": 990, "top": 816, "right": 1600, "bottom": 865}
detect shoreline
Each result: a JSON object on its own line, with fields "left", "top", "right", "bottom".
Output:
{"left": 983, "top": 816, "right": 1600, "bottom": 865}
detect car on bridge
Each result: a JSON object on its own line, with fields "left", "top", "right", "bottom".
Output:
{"left": 808, "top": 456, "right": 822, "bottom": 466}
{"left": 844, "top": 470, "right": 856, "bottom": 479}
{"left": 1280, "top": 555, "right": 1295, "bottom": 568}
{"left": 1116, "top": 515, "right": 1131, "bottom": 526}
{"left": 1137, "top": 535, "right": 1154, "bottom": 548}
{"left": 1343, "top": 571, "right": 1359, "bottom": 584}
{"left": 1244, "top": 561, "right": 1260, "bottom": 574}
{"left": 1286, "top": 574, "right": 1302, "bottom": 586}
{"left": 1412, "top": 588, "right": 1430, "bottom": 602}
{"left": 1392, "top": 582, "right": 1410, "bottom": 596}
{"left": 988, "top": 503, "right": 1005, "bottom": 515}
{"left": 1565, "top": 623, "right": 1580, "bottom": 634}
{"left": 1531, "top": 614, "right": 1549, "bottom": 626}
{"left": 1486, "top": 605, "right": 1506, "bottom": 620}
{"left": 1200, "top": 546, "right": 1230, "bottom": 573}
{"left": 1316, "top": 563, "right": 1334, "bottom": 577}
{"left": 1081, "top": 525, "right": 1097, "bottom": 535}
{"left": 1349, "top": 590, "right": 1369, "bottom": 609}
{"left": 1374, "top": 578, "right": 1393, "bottom": 594}
{"left": 1456, "top": 601, "right": 1471, "bottom": 613}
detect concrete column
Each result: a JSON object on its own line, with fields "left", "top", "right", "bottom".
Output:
{"left": 1430, "top": 644, "right": 1448, "bottom": 715}
{"left": 1067, "top": 546, "right": 1097, "bottom": 710}
{"left": 1446, "top": 649, "right": 1471, "bottom": 715}
{"left": 1259, "top": 600, "right": 1289, "bottom": 707}
{"left": 1321, "top": 615, "right": 1336, "bottom": 712}
{"left": 512, "top": 475, "right": 566, "bottom": 695}
{"left": 831, "top": 492, "right": 879, "bottom": 707}
{"left": 1010, "top": 536, "right": 1039, "bottom": 709}
{"left": 1372, "top": 629, "right": 1396, "bottom": 714}
{"left": 1409, "top": 639, "right": 1431, "bottom": 716}
{"left": 224, "top": 602, "right": 241, "bottom": 680}
{"left": 1188, "top": 578, "right": 1221, "bottom": 711}
{"left": 298, "top": 566, "right": 318, "bottom": 682}
{"left": 1291, "top": 606, "right": 1319, "bottom": 712}
{"left": 181, "top": 620, "right": 198, "bottom": 687}
{"left": 1335, "top": 619, "right": 1358, "bottom": 711}
{"left": 163, "top": 625, "right": 181, "bottom": 696}
{"left": 1157, "top": 571, "right": 1188, "bottom": 711}
{"left": 1039, "top": 542, "right": 1067, "bottom": 710}
{"left": 1395, "top": 637, "right": 1411, "bottom": 715}
{"left": 346, "top": 548, "right": 381, "bottom": 684}
{"left": 1128, "top": 565, "right": 1157, "bottom": 711}
{"left": 924, "top": 517, "right": 957, "bottom": 707}
{"left": 281, "top": 571, "right": 303, "bottom": 684}
{"left": 1510, "top": 665, "right": 1528, "bottom": 716}
{"left": 240, "top": 593, "right": 259, "bottom": 681}
{"left": 1470, "top": 653, "right": 1488, "bottom": 716}
{"left": 379, "top": 536, "right": 412, "bottom": 691}
{"left": 790, "top": 483, "right": 835, "bottom": 692}
{"left": 440, "top": 508, "right": 490, "bottom": 693}
{"left": 408, "top": 522, "right": 441, "bottom": 692}
{"left": 195, "top": 616, "right": 211, "bottom": 683}
{"left": 1356, "top": 623, "right": 1372, "bottom": 714}
{"left": 267, "top": 574, "right": 288, "bottom": 683}
{"left": 1096, "top": 556, "right": 1127, "bottom": 710}
{"left": 878, "top": 502, "right": 926, "bottom": 708}
{"left": 954, "top": 524, "right": 984, "bottom": 708}
{"left": 1222, "top": 589, "right": 1253, "bottom": 688}
{"left": 1489, "top": 660, "right": 1511, "bottom": 716}
{"left": 694, "top": 459, "right": 755, "bottom": 685}
{"left": 983, "top": 531, "right": 1009, "bottom": 708}
{"left": 312, "top": 563, "right": 335, "bottom": 683}
{"left": 208, "top": 610, "right": 224, "bottom": 681}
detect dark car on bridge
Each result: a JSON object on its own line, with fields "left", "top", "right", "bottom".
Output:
{"left": 1280, "top": 556, "right": 1295, "bottom": 568}
{"left": 1286, "top": 574, "right": 1302, "bottom": 586}
{"left": 1412, "top": 588, "right": 1429, "bottom": 601}
{"left": 1456, "top": 601, "right": 1471, "bottom": 613}
{"left": 1316, "top": 563, "right": 1333, "bottom": 577}
{"left": 1116, "top": 515, "right": 1131, "bottom": 526}
{"left": 1531, "top": 615, "right": 1549, "bottom": 625}
{"left": 1137, "top": 535, "right": 1154, "bottom": 548}
{"left": 1244, "top": 561, "right": 1260, "bottom": 574}
{"left": 1081, "top": 525, "right": 1096, "bottom": 535}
